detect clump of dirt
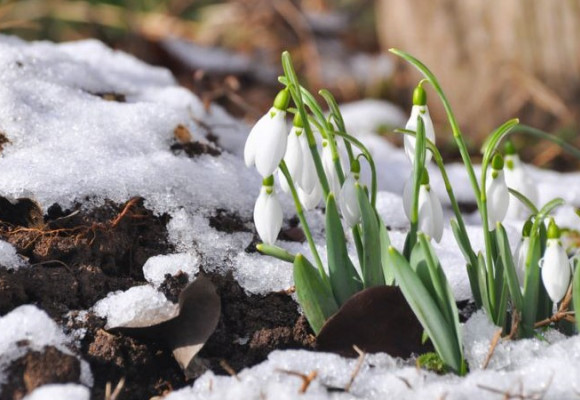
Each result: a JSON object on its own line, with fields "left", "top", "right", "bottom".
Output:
{"left": 0, "top": 197, "right": 313, "bottom": 399}
{"left": 209, "top": 209, "right": 250, "bottom": 234}
{"left": 170, "top": 123, "right": 221, "bottom": 157}
{"left": 0, "top": 197, "right": 172, "bottom": 319}
{"left": 200, "top": 272, "right": 315, "bottom": 373}
{"left": 2, "top": 346, "right": 81, "bottom": 400}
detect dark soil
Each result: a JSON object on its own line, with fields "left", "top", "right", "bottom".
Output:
{"left": 0, "top": 197, "right": 312, "bottom": 400}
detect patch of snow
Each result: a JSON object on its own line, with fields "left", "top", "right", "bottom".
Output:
{"left": 143, "top": 253, "right": 201, "bottom": 288}
{"left": 0, "top": 240, "right": 25, "bottom": 270}
{"left": 93, "top": 285, "right": 178, "bottom": 328}
{"left": 165, "top": 312, "right": 580, "bottom": 400}
{"left": 23, "top": 384, "right": 90, "bottom": 400}
{"left": 0, "top": 306, "right": 93, "bottom": 389}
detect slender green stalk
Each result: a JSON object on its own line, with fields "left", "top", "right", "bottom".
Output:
{"left": 331, "top": 130, "right": 377, "bottom": 207}
{"left": 282, "top": 52, "right": 330, "bottom": 198}
{"left": 513, "top": 124, "right": 580, "bottom": 160}
{"left": 279, "top": 161, "right": 327, "bottom": 283}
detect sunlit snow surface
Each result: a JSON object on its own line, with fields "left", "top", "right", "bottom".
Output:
{"left": 0, "top": 36, "right": 579, "bottom": 399}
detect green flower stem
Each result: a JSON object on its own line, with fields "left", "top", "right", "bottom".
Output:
{"left": 256, "top": 243, "right": 296, "bottom": 263}
{"left": 279, "top": 161, "right": 327, "bottom": 283}
{"left": 331, "top": 130, "right": 377, "bottom": 207}
{"left": 281, "top": 52, "right": 330, "bottom": 199}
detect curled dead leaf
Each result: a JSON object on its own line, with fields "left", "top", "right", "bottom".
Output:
{"left": 110, "top": 276, "right": 221, "bottom": 379}
{"left": 316, "top": 286, "right": 431, "bottom": 358}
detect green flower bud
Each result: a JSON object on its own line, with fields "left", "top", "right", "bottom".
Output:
{"left": 412, "top": 85, "right": 427, "bottom": 106}
{"left": 292, "top": 112, "right": 303, "bottom": 128}
{"left": 491, "top": 153, "right": 504, "bottom": 170}
{"left": 262, "top": 175, "right": 275, "bottom": 187}
{"left": 522, "top": 219, "right": 533, "bottom": 238}
{"left": 420, "top": 167, "right": 430, "bottom": 185}
{"left": 547, "top": 218, "right": 561, "bottom": 239}
{"left": 273, "top": 88, "right": 290, "bottom": 111}
{"left": 350, "top": 159, "right": 361, "bottom": 174}
{"left": 504, "top": 140, "right": 516, "bottom": 155}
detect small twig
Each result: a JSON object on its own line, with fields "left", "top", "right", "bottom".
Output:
{"left": 477, "top": 375, "right": 553, "bottom": 400}
{"left": 105, "top": 377, "right": 125, "bottom": 400}
{"left": 276, "top": 369, "right": 318, "bottom": 394}
{"left": 535, "top": 285, "right": 576, "bottom": 328}
{"left": 219, "top": 360, "right": 240, "bottom": 382}
{"left": 344, "top": 345, "right": 366, "bottom": 392}
{"left": 396, "top": 376, "right": 413, "bottom": 390}
{"left": 110, "top": 197, "right": 142, "bottom": 228}
{"left": 30, "top": 259, "right": 74, "bottom": 274}
{"left": 482, "top": 328, "right": 503, "bottom": 369}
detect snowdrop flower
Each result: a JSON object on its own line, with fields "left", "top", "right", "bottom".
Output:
{"left": 404, "top": 85, "right": 435, "bottom": 164}
{"left": 253, "top": 176, "right": 283, "bottom": 245}
{"left": 322, "top": 139, "right": 341, "bottom": 199}
{"left": 503, "top": 141, "right": 538, "bottom": 220}
{"left": 541, "top": 219, "right": 571, "bottom": 303}
{"left": 513, "top": 219, "right": 532, "bottom": 287}
{"left": 298, "top": 182, "right": 322, "bottom": 211}
{"left": 485, "top": 154, "right": 509, "bottom": 230}
{"left": 244, "top": 89, "right": 290, "bottom": 177}
{"left": 403, "top": 168, "right": 444, "bottom": 242}
{"left": 339, "top": 160, "right": 361, "bottom": 227}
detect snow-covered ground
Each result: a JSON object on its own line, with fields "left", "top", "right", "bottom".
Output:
{"left": 0, "top": 35, "right": 579, "bottom": 399}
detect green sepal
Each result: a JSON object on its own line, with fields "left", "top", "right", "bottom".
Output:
{"left": 386, "top": 246, "right": 464, "bottom": 374}
{"left": 477, "top": 252, "right": 492, "bottom": 317}
{"left": 356, "top": 183, "right": 385, "bottom": 287}
{"left": 293, "top": 254, "right": 338, "bottom": 335}
{"left": 325, "top": 193, "right": 362, "bottom": 305}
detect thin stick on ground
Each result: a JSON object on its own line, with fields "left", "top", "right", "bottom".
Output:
{"left": 482, "top": 328, "right": 503, "bottom": 369}
{"left": 105, "top": 377, "right": 125, "bottom": 400}
{"left": 344, "top": 345, "right": 366, "bottom": 392}
{"left": 219, "top": 360, "right": 241, "bottom": 382}
{"left": 276, "top": 369, "right": 318, "bottom": 394}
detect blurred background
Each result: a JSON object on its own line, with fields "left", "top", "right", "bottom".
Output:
{"left": 1, "top": 0, "right": 579, "bottom": 169}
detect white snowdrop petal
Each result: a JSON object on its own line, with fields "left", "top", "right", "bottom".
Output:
{"left": 428, "top": 187, "right": 444, "bottom": 242}
{"left": 244, "top": 113, "right": 269, "bottom": 167}
{"left": 322, "top": 145, "right": 341, "bottom": 199}
{"left": 404, "top": 105, "right": 435, "bottom": 164}
{"left": 402, "top": 173, "right": 413, "bottom": 220}
{"left": 284, "top": 127, "right": 303, "bottom": 181}
{"left": 277, "top": 169, "right": 290, "bottom": 193}
{"left": 541, "top": 240, "right": 571, "bottom": 303}
{"left": 505, "top": 155, "right": 539, "bottom": 219}
{"left": 298, "top": 183, "right": 322, "bottom": 211}
{"left": 339, "top": 174, "right": 361, "bottom": 227}
{"left": 514, "top": 237, "right": 530, "bottom": 287}
{"left": 253, "top": 188, "right": 269, "bottom": 240}
{"left": 486, "top": 170, "right": 509, "bottom": 229}
{"left": 255, "top": 110, "right": 288, "bottom": 177}
{"left": 299, "top": 136, "right": 318, "bottom": 194}
{"left": 263, "top": 192, "right": 283, "bottom": 244}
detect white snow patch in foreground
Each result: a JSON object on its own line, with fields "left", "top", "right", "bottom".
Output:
{"left": 0, "top": 306, "right": 93, "bottom": 388}
{"left": 166, "top": 311, "right": 580, "bottom": 400}
{"left": 23, "top": 384, "right": 90, "bottom": 400}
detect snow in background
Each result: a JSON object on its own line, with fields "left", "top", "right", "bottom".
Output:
{"left": 0, "top": 35, "right": 579, "bottom": 398}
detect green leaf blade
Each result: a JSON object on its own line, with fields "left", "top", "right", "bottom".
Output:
{"left": 356, "top": 184, "right": 385, "bottom": 287}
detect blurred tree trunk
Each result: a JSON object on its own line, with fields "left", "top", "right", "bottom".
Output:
{"left": 376, "top": 0, "right": 580, "bottom": 139}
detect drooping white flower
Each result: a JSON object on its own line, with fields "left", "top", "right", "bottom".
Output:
{"left": 339, "top": 162, "right": 361, "bottom": 227}
{"left": 282, "top": 126, "right": 303, "bottom": 185}
{"left": 404, "top": 85, "right": 435, "bottom": 164}
{"left": 402, "top": 169, "right": 443, "bottom": 242}
{"left": 297, "top": 132, "right": 318, "bottom": 193}
{"left": 322, "top": 140, "right": 341, "bottom": 200}
{"left": 485, "top": 154, "right": 509, "bottom": 230}
{"left": 244, "top": 89, "right": 290, "bottom": 177}
{"left": 513, "top": 220, "right": 532, "bottom": 287}
{"left": 504, "top": 146, "right": 538, "bottom": 219}
{"left": 253, "top": 176, "right": 283, "bottom": 245}
{"left": 298, "top": 181, "right": 322, "bottom": 211}
{"left": 541, "top": 220, "right": 571, "bottom": 303}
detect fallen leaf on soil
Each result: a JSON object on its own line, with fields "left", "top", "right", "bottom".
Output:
{"left": 316, "top": 286, "right": 431, "bottom": 358}
{"left": 109, "top": 276, "right": 221, "bottom": 379}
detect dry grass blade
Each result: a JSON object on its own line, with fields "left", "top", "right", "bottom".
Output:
{"left": 105, "top": 377, "right": 125, "bottom": 400}
{"left": 276, "top": 369, "right": 318, "bottom": 394}
{"left": 344, "top": 345, "right": 366, "bottom": 392}
{"left": 220, "top": 360, "right": 240, "bottom": 382}
{"left": 482, "top": 328, "right": 503, "bottom": 369}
